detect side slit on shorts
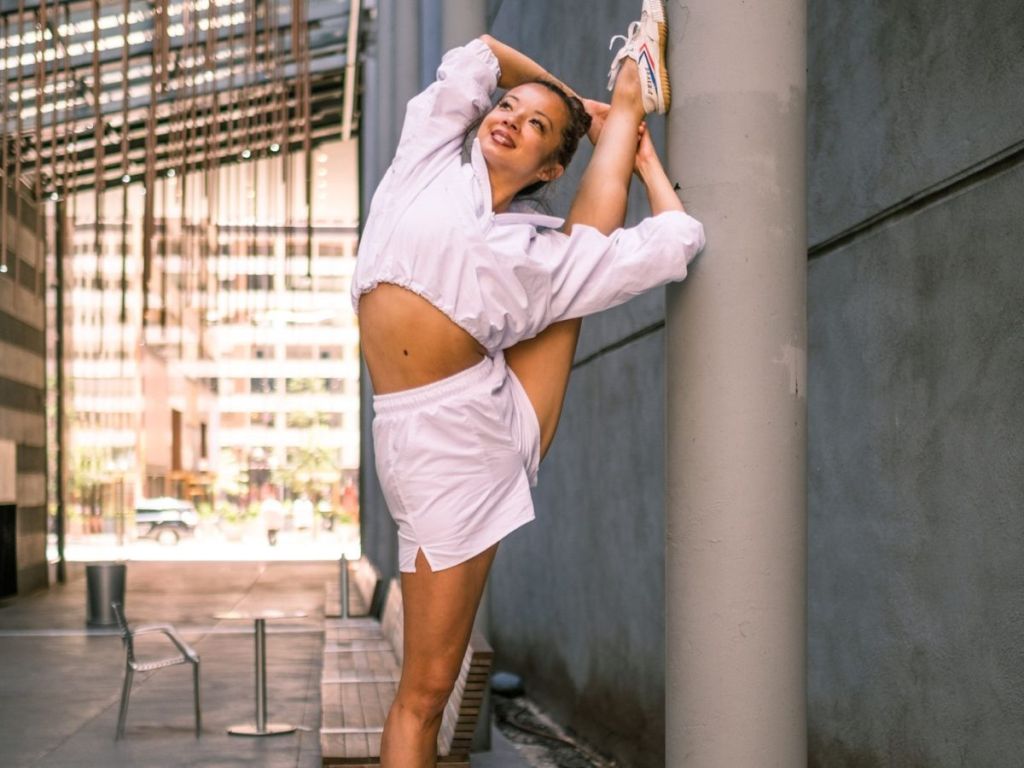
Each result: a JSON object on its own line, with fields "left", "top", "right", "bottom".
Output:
{"left": 372, "top": 351, "right": 541, "bottom": 573}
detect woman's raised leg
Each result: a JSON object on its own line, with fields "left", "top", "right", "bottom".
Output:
{"left": 505, "top": 58, "right": 646, "bottom": 458}
{"left": 380, "top": 545, "right": 497, "bottom": 767}
{"left": 563, "top": 57, "right": 646, "bottom": 235}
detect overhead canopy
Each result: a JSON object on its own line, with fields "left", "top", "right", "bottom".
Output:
{"left": 0, "top": 0, "right": 362, "bottom": 198}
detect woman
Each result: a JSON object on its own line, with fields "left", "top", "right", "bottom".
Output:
{"left": 352, "top": 2, "right": 704, "bottom": 764}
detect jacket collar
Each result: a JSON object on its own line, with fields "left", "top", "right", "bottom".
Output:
{"left": 470, "top": 138, "right": 565, "bottom": 231}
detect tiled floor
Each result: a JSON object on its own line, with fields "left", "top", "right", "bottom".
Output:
{"left": 0, "top": 560, "right": 531, "bottom": 768}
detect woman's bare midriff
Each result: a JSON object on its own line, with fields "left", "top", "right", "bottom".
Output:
{"left": 359, "top": 283, "right": 487, "bottom": 395}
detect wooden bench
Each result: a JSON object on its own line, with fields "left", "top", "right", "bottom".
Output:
{"left": 320, "top": 578, "right": 493, "bottom": 766}
{"left": 325, "top": 557, "right": 384, "bottom": 619}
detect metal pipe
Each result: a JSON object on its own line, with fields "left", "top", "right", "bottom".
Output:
{"left": 340, "top": 555, "right": 350, "bottom": 619}
{"left": 341, "top": 0, "right": 362, "bottom": 141}
{"left": 664, "top": 1, "right": 808, "bottom": 765}
{"left": 255, "top": 617, "right": 267, "bottom": 731}
{"left": 55, "top": 199, "right": 67, "bottom": 583}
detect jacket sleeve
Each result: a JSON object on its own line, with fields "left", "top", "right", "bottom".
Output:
{"left": 388, "top": 39, "right": 500, "bottom": 186}
{"left": 537, "top": 210, "right": 706, "bottom": 323}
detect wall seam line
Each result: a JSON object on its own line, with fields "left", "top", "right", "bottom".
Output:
{"left": 572, "top": 320, "right": 665, "bottom": 370}
{"left": 808, "top": 137, "right": 1024, "bottom": 260}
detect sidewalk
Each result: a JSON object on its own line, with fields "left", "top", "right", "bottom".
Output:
{"left": 0, "top": 561, "right": 531, "bottom": 768}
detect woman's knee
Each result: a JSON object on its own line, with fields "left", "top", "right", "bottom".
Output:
{"left": 395, "top": 671, "right": 456, "bottom": 722}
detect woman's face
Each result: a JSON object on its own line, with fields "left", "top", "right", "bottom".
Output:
{"left": 476, "top": 83, "right": 568, "bottom": 191}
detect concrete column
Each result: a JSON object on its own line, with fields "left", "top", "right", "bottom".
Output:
{"left": 440, "top": 0, "right": 486, "bottom": 51}
{"left": 391, "top": 0, "right": 421, "bottom": 157}
{"left": 375, "top": 0, "right": 396, "bottom": 176}
{"left": 435, "top": 1, "right": 493, "bottom": 750}
{"left": 358, "top": 0, "right": 424, "bottom": 581}
{"left": 419, "top": 0, "right": 442, "bottom": 90}
{"left": 664, "top": 0, "right": 807, "bottom": 765}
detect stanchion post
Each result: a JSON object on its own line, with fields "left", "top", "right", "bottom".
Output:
{"left": 340, "top": 554, "right": 350, "bottom": 619}
{"left": 255, "top": 618, "right": 267, "bottom": 732}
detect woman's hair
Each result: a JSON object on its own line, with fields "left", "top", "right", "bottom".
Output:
{"left": 516, "top": 79, "right": 592, "bottom": 198}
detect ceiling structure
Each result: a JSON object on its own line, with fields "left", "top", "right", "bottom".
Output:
{"left": 0, "top": 0, "right": 361, "bottom": 200}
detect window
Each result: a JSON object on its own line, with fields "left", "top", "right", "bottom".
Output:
{"left": 246, "top": 274, "right": 273, "bottom": 291}
{"left": 320, "top": 413, "right": 343, "bottom": 429}
{"left": 250, "top": 377, "right": 277, "bottom": 393}
{"left": 317, "top": 243, "right": 346, "bottom": 257}
{"left": 286, "top": 378, "right": 321, "bottom": 394}
{"left": 285, "top": 273, "right": 312, "bottom": 291}
{"left": 249, "top": 412, "right": 275, "bottom": 427}
{"left": 286, "top": 412, "right": 314, "bottom": 429}
{"left": 314, "top": 276, "right": 346, "bottom": 292}
{"left": 171, "top": 409, "right": 182, "bottom": 471}
{"left": 219, "top": 413, "right": 247, "bottom": 429}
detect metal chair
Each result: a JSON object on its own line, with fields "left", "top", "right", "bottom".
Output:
{"left": 111, "top": 602, "right": 201, "bottom": 739}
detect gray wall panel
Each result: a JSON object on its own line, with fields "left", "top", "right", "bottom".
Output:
{"left": 491, "top": 328, "right": 667, "bottom": 768}
{"left": 807, "top": 0, "right": 1024, "bottom": 245}
{"left": 807, "top": 163, "right": 1024, "bottom": 766}
{"left": 482, "top": 4, "right": 676, "bottom": 766}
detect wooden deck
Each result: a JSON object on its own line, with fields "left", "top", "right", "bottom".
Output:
{"left": 319, "top": 564, "right": 492, "bottom": 766}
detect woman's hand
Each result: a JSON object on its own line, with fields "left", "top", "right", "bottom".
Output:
{"left": 634, "top": 122, "right": 659, "bottom": 177}
{"left": 582, "top": 98, "right": 610, "bottom": 145}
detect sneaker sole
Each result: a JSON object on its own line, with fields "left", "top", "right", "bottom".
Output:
{"left": 653, "top": 0, "right": 671, "bottom": 113}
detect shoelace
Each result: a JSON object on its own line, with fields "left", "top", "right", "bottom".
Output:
{"left": 608, "top": 20, "right": 642, "bottom": 52}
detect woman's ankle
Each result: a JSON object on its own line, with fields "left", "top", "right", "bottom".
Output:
{"left": 612, "top": 59, "right": 644, "bottom": 116}
{"left": 381, "top": 702, "right": 442, "bottom": 767}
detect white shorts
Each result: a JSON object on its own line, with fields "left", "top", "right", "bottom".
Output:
{"left": 372, "top": 351, "right": 541, "bottom": 573}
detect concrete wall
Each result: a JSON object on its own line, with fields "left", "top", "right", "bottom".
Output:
{"left": 806, "top": 0, "right": 1024, "bottom": 764}
{"left": 0, "top": 183, "right": 49, "bottom": 595}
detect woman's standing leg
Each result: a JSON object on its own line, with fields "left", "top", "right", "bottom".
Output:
{"left": 380, "top": 545, "right": 497, "bottom": 767}
{"left": 505, "top": 59, "right": 646, "bottom": 458}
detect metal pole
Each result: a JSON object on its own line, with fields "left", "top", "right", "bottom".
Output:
{"left": 664, "top": 0, "right": 808, "bottom": 765}
{"left": 339, "top": 555, "right": 350, "bottom": 619}
{"left": 55, "top": 201, "right": 67, "bottom": 583}
{"left": 255, "top": 618, "right": 267, "bottom": 731}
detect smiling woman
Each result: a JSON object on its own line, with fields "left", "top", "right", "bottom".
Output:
{"left": 478, "top": 80, "right": 594, "bottom": 202}
{"left": 350, "top": 3, "right": 705, "bottom": 764}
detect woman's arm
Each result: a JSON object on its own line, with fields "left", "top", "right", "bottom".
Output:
{"left": 479, "top": 35, "right": 607, "bottom": 144}
{"left": 634, "top": 127, "right": 686, "bottom": 215}
{"left": 480, "top": 34, "right": 573, "bottom": 94}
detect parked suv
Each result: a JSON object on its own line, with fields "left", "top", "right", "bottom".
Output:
{"left": 134, "top": 497, "right": 199, "bottom": 545}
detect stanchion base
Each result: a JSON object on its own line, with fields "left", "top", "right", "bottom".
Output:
{"left": 227, "top": 722, "right": 298, "bottom": 736}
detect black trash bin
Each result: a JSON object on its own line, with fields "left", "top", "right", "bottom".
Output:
{"left": 85, "top": 562, "right": 126, "bottom": 627}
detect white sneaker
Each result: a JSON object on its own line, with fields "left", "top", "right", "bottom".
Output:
{"left": 606, "top": 0, "right": 671, "bottom": 114}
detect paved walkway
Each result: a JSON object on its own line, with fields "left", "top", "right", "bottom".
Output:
{"left": 0, "top": 561, "right": 530, "bottom": 768}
